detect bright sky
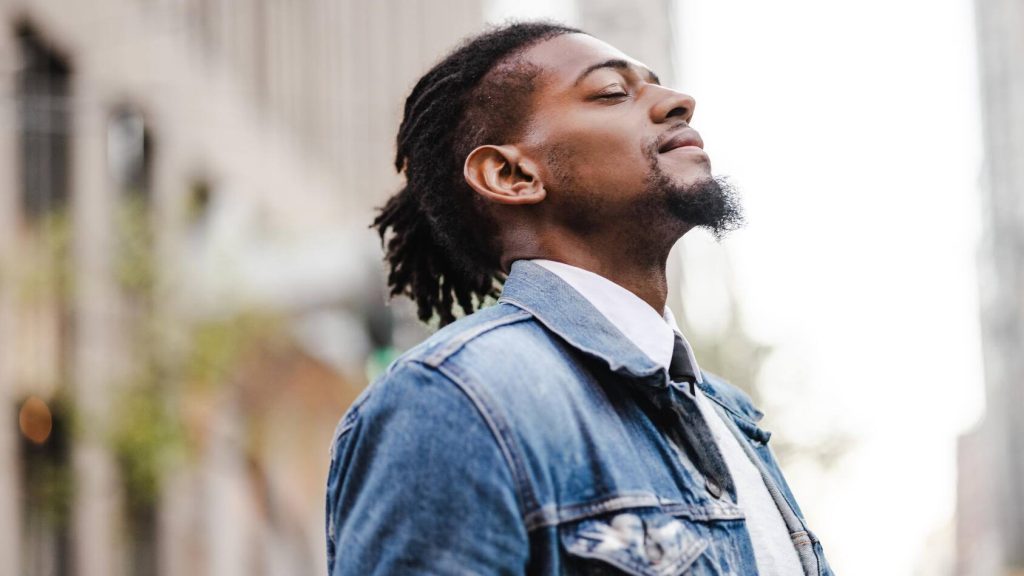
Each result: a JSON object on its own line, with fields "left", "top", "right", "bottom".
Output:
{"left": 487, "top": 1, "right": 986, "bottom": 573}
{"left": 676, "top": 1, "right": 985, "bottom": 573}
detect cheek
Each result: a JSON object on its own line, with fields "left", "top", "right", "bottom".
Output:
{"left": 545, "top": 129, "right": 651, "bottom": 193}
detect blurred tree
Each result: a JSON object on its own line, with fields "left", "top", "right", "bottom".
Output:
{"left": 2, "top": 193, "right": 293, "bottom": 574}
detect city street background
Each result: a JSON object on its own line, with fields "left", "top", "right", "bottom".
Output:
{"left": 0, "top": 0, "right": 1016, "bottom": 575}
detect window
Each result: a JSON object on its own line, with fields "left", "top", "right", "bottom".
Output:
{"left": 16, "top": 26, "right": 70, "bottom": 223}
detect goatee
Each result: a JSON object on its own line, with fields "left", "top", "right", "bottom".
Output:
{"left": 643, "top": 145, "right": 744, "bottom": 240}
{"left": 658, "top": 174, "right": 744, "bottom": 241}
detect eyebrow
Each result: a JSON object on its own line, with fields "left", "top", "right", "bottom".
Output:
{"left": 573, "top": 58, "right": 661, "bottom": 87}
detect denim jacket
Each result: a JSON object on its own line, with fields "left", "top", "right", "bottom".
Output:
{"left": 326, "top": 260, "right": 833, "bottom": 575}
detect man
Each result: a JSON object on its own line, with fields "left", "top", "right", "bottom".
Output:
{"left": 326, "top": 22, "right": 833, "bottom": 575}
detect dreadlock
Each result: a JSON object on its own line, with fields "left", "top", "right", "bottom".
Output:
{"left": 371, "top": 21, "right": 582, "bottom": 326}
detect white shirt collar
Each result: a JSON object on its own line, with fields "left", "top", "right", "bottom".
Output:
{"left": 531, "top": 259, "right": 703, "bottom": 383}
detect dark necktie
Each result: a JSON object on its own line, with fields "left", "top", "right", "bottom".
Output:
{"left": 654, "top": 332, "right": 736, "bottom": 501}
{"left": 669, "top": 332, "right": 699, "bottom": 395}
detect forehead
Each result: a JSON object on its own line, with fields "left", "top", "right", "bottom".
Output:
{"left": 519, "top": 33, "right": 651, "bottom": 90}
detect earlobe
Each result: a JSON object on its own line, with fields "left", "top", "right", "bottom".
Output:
{"left": 464, "top": 145, "right": 546, "bottom": 206}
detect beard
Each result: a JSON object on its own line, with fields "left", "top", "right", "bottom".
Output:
{"left": 642, "top": 152, "right": 745, "bottom": 241}
{"left": 607, "top": 145, "right": 745, "bottom": 249}
{"left": 542, "top": 140, "right": 745, "bottom": 243}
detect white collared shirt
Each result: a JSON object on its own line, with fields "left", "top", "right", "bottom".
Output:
{"left": 531, "top": 258, "right": 804, "bottom": 576}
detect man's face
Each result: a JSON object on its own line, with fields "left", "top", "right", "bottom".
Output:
{"left": 515, "top": 33, "right": 740, "bottom": 239}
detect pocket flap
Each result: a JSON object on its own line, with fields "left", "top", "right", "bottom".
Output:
{"left": 562, "top": 510, "right": 708, "bottom": 576}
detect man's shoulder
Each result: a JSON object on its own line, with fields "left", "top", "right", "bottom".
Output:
{"left": 330, "top": 302, "right": 557, "bottom": 457}
{"left": 352, "top": 301, "right": 582, "bottom": 426}
{"left": 347, "top": 303, "right": 550, "bottom": 411}
{"left": 393, "top": 301, "right": 553, "bottom": 371}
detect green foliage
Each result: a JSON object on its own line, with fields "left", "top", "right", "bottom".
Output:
{"left": 106, "top": 197, "right": 285, "bottom": 510}
{"left": 2, "top": 184, "right": 292, "bottom": 528}
{"left": 114, "top": 195, "right": 156, "bottom": 300}
{"left": 108, "top": 308, "right": 284, "bottom": 510}
{"left": 12, "top": 209, "right": 74, "bottom": 305}
{"left": 184, "top": 312, "right": 283, "bottom": 393}
{"left": 109, "top": 377, "right": 183, "bottom": 512}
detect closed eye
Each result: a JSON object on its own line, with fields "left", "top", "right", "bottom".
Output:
{"left": 595, "top": 85, "right": 629, "bottom": 100}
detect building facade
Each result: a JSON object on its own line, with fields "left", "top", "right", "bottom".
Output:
{"left": 960, "top": 0, "right": 1024, "bottom": 574}
{"left": 0, "top": 1, "right": 482, "bottom": 575}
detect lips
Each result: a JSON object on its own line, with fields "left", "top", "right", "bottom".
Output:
{"left": 658, "top": 128, "right": 704, "bottom": 153}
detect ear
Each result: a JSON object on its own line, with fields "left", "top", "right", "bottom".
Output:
{"left": 463, "top": 144, "right": 546, "bottom": 205}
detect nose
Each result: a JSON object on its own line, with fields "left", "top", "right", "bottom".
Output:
{"left": 649, "top": 86, "right": 696, "bottom": 124}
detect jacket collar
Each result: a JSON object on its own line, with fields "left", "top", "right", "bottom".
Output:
{"left": 498, "top": 260, "right": 669, "bottom": 388}
{"left": 497, "top": 260, "right": 768, "bottom": 427}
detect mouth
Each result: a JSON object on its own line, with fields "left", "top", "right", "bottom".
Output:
{"left": 658, "top": 128, "right": 705, "bottom": 154}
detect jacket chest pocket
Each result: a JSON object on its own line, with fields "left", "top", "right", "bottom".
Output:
{"left": 560, "top": 509, "right": 713, "bottom": 576}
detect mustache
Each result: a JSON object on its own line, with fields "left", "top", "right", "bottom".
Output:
{"left": 649, "top": 121, "right": 692, "bottom": 154}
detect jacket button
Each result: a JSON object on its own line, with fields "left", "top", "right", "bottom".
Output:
{"left": 705, "top": 478, "right": 723, "bottom": 499}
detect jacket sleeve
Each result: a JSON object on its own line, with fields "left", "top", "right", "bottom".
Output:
{"left": 326, "top": 360, "right": 529, "bottom": 575}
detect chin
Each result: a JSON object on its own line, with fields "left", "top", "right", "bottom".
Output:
{"left": 660, "top": 161, "right": 712, "bottom": 186}
{"left": 672, "top": 171, "right": 713, "bottom": 190}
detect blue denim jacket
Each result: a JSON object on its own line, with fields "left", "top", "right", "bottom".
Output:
{"left": 326, "top": 260, "right": 833, "bottom": 575}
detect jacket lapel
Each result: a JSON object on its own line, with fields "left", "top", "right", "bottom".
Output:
{"left": 497, "top": 260, "right": 668, "bottom": 389}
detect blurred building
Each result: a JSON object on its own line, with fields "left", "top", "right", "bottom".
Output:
{"left": 957, "top": 425, "right": 1001, "bottom": 575}
{"left": 0, "top": 1, "right": 481, "bottom": 575}
{"left": 959, "top": 0, "right": 1024, "bottom": 574}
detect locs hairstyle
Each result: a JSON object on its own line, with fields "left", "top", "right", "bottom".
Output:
{"left": 372, "top": 22, "right": 581, "bottom": 326}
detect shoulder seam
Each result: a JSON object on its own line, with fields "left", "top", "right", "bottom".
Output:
{"left": 422, "top": 308, "right": 534, "bottom": 368}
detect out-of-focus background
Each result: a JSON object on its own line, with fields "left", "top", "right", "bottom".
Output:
{"left": 0, "top": 0, "right": 1017, "bottom": 574}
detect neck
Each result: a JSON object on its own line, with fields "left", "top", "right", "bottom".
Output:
{"left": 506, "top": 232, "right": 676, "bottom": 314}
{"left": 498, "top": 207, "right": 694, "bottom": 312}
